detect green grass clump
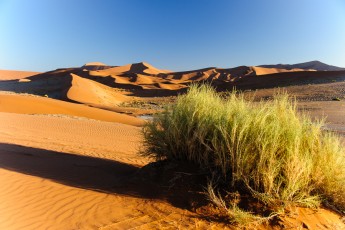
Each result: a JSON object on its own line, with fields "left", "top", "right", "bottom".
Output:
{"left": 142, "top": 84, "right": 345, "bottom": 216}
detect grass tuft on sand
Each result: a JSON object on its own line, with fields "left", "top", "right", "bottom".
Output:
{"left": 142, "top": 84, "right": 345, "bottom": 223}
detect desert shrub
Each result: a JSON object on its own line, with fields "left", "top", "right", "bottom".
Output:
{"left": 142, "top": 84, "right": 345, "bottom": 217}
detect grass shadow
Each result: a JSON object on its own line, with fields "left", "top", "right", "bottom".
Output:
{"left": 0, "top": 143, "right": 161, "bottom": 199}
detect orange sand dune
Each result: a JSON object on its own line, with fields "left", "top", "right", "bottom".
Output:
{"left": 252, "top": 66, "right": 315, "bottom": 75}
{"left": 0, "top": 93, "right": 144, "bottom": 126}
{"left": 81, "top": 62, "right": 112, "bottom": 71}
{"left": 1, "top": 62, "right": 345, "bottom": 102}
{"left": 67, "top": 73, "right": 130, "bottom": 107}
{"left": 161, "top": 66, "right": 254, "bottom": 82}
{"left": 99, "top": 62, "right": 170, "bottom": 75}
{"left": 0, "top": 70, "right": 41, "bottom": 80}
{"left": 87, "top": 68, "right": 184, "bottom": 91}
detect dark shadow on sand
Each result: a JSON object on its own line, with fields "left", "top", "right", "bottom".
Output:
{"left": 0, "top": 143, "right": 161, "bottom": 199}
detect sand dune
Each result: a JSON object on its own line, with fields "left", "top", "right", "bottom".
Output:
{"left": 260, "top": 60, "right": 345, "bottom": 71}
{"left": 82, "top": 62, "right": 112, "bottom": 71}
{"left": 0, "top": 93, "right": 144, "bottom": 126}
{"left": 67, "top": 73, "right": 130, "bottom": 107}
{"left": 98, "top": 62, "right": 170, "bottom": 75}
{"left": 0, "top": 70, "right": 41, "bottom": 81}
{"left": 84, "top": 62, "right": 107, "bottom": 66}
{"left": 252, "top": 66, "right": 312, "bottom": 75}
{"left": 2, "top": 61, "right": 343, "bottom": 103}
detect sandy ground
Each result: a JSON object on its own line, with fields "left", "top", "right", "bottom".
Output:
{"left": 0, "top": 113, "right": 191, "bottom": 229}
{"left": 0, "top": 63, "right": 344, "bottom": 229}
{"left": 1, "top": 112, "right": 344, "bottom": 230}
{"left": 1, "top": 112, "right": 246, "bottom": 229}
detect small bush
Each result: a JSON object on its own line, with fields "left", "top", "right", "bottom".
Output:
{"left": 142, "top": 84, "right": 345, "bottom": 220}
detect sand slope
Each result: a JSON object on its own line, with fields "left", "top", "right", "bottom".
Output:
{"left": 0, "top": 93, "right": 144, "bottom": 126}
{"left": 252, "top": 66, "right": 313, "bottom": 75}
{"left": 67, "top": 73, "right": 130, "bottom": 107}
{"left": 0, "top": 70, "right": 41, "bottom": 81}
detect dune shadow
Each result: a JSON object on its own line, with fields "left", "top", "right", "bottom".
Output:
{"left": 0, "top": 143, "right": 161, "bottom": 199}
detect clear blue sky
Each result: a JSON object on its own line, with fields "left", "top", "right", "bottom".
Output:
{"left": 1, "top": 0, "right": 345, "bottom": 71}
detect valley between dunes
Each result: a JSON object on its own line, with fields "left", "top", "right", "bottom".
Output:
{"left": 0, "top": 61, "right": 344, "bottom": 229}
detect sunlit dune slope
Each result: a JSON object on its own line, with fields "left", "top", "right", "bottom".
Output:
{"left": 0, "top": 70, "right": 41, "bottom": 80}
{"left": 252, "top": 66, "right": 315, "bottom": 75}
{"left": 0, "top": 93, "right": 144, "bottom": 126}
{"left": 67, "top": 73, "right": 130, "bottom": 107}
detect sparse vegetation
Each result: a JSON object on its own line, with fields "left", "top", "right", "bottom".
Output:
{"left": 142, "top": 84, "right": 345, "bottom": 224}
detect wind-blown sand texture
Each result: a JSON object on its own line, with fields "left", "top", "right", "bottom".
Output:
{"left": 1, "top": 112, "right": 344, "bottom": 229}
{"left": 1, "top": 61, "right": 344, "bottom": 229}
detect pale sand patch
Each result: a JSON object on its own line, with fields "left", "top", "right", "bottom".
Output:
{"left": 0, "top": 70, "right": 40, "bottom": 81}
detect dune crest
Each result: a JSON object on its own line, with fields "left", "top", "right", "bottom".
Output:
{"left": 83, "top": 62, "right": 107, "bottom": 66}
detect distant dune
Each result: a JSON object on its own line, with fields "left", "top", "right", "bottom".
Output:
{"left": 259, "top": 60, "right": 345, "bottom": 71}
{"left": 1, "top": 60, "right": 344, "bottom": 104}
{"left": 0, "top": 70, "right": 41, "bottom": 80}
{"left": 101, "top": 62, "right": 171, "bottom": 75}
{"left": 83, "top": 62, "right": 107, "bottom": 66}
{"left": 252, "top": 66, "right": 314, "bottom": 75}
{"left": 81, "top": 62, "right": 112, "bottom": 71}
